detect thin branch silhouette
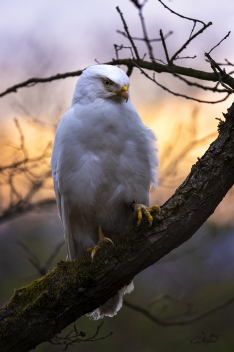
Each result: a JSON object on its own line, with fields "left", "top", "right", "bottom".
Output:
{"left": 157, "top": 0, "right": 206, "bottom": 25}
{"left": 208, "top": 31, "right": 231, "bottom": 54}
{"left": 123, "top": 298, "right": 234, "bottom": 326}
{"left": 50, "top": 322, "right": 113, "bottom": 351}
{"left": 116, "top": 6, "right": 140, "bottom": 59}
{"left": 133, "top": 61, "right": 231, "bottom": 104}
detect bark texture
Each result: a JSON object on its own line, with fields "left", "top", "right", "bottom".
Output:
{"left": 1, "top": 103, "right": 234, "bottom": 352}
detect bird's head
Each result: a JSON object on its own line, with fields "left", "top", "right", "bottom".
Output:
{"left": 71, "top": 65, "right": 130, "bottom": 106}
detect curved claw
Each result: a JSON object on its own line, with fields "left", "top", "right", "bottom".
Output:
{"left": 101, "top": 237, "right": 114, "bottom": 245}
{"left": 87, "top": 227, "right": 114, "bottom": 260}
{"left": 132, "top": 202, "right": 160, "bottom": 227}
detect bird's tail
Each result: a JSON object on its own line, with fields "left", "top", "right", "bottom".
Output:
{"left": 86, "top": 281, "right": 134, "bottom": 320}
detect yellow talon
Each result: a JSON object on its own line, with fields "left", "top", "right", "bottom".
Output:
{"left": 151, "top": 205, "right": 160, "bottom": 212}
{"left": 148, "top": 214, "right": 153, "bottom": 221}
{"left": 132, "top": 202, "right": 160, "bottom": 227}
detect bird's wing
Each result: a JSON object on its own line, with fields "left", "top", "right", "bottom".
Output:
{"left": 51, "top": 164, "right": 75, "bottom": 260}
{"left": 51, "top": 110, "right": 79, "bottom": 260}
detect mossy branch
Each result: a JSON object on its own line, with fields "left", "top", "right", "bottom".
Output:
{"left": 1, "top": 103, "right": 234, "bottom": 351}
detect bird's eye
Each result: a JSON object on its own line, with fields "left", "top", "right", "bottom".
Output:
{"left": 103, "top": 78, "right": 113, "bottom": 86}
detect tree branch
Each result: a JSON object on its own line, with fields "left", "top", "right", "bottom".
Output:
{"left": 1, "top": 103, "right": 234, "bottom": 351}
{"left": 1, "top": 58, "right": 234, "bottom": 99}
{"left": 123, "top": 297, "right": 234, "bottom": 326}
{"left": 0, "top": 70, "right": 83, "bottom": 98}
{"left": 169, "top": 21, "right": 212, "bottom": 64}
{"left": 132, "top": 62, "right": 231, "bottom": 104}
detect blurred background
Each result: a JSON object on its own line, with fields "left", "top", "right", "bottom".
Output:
{"left": 0, "top": 0, "right": 234, "bottom": 351}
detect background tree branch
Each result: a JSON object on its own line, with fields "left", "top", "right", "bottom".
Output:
{"left": 1, "top": 103, "right": 234, "bottom": 352}
{"left": 1, "top": 57, "right": 234, "bottom": 104}
{"left": 0, "top": 1, "right": 233, "bottom": 103}
{"left": 1, "top": 58, "right": 234, "bottom": 99}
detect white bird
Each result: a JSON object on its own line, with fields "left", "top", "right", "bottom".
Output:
{"left": 51, "top": 64, "right": 158, "bottom": 320}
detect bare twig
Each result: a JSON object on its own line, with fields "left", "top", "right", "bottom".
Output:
{"left": 0, "top": 141, "right": 51, "bottom": 171}
{"left": 163, "top": 65, "right": 230, "bottom": 93}
{"left": 159, "top": 29, "right": 170, "bottom": 64}
{"left": 50, "top": 322, "right": 113, "bottom": 351}
{"left": 175, "top": 55, "right": 196, "bottom": 60}
{"left": 205, "top": 52, "right": 234, "bottom": 93}
{"left": 18, "top": 239, "right": 64, "bottom": 277}
{"left": 160, "top": 114, "right": 217, "bottom": 186}
{"left": 208, "top": 31, "right": 231, "bottom": 55}
{"left": 0, "top": 70, "right": 83, "bottom": 98}
{"left": 13, "top": 119, "right": 29, "bottom": 158}
{"left": 0, "top": 198, "right": 56, "bottom": 224}
{"left": 158, "top": 1, "right": 213, "bottom": 64}
{"left": 0, "top": 120, "right": 53, "bottom": 223}
{"left": 158, "top": 0, "right": 206, "bottom": 25}
{"left": 114, "top": 44, "right": 134, "bottom": 60}
{"left": 189, "top": 21, "right": 196, "bottom": 39}
{"left": 123, "top": 298, "right": 234, "bottom": 326}
{"left": 170, "top": 22, "right": 212, "bottom": 64}
{"left": 224, "top": 59, "right": 234, "bottom": 67}
{"left": 117, "top": 30, "right": 173, "bottom": 42}
{"left": 130, "top": 0, "right": 154, "bottom": 60}
{"left": 116, "top": 6, "right": 140, "bottom": 59}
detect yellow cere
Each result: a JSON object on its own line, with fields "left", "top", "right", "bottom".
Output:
{"left": 121, "top": 85, "right": 128, "bottom": 92}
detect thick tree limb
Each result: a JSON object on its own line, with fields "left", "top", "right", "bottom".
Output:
{"left": 1, "top": 103, "right": 234, "bottom": 351}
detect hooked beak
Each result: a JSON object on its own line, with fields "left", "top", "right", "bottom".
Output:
{"left": 116, "top": 85, "right": 129, "bottom": 102}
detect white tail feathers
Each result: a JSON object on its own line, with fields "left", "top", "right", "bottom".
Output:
{"left": 86, "top": 281, "right": 134, "bottom": 320}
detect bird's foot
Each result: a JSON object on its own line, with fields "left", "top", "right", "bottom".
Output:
{"left": 132, "top": 202, "right": 160, "bottom": 227}
{"left": 86, "top": 226, "right": 114, "bottom": 260}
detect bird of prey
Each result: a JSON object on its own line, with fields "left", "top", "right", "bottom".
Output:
{"left": 51, "top": 64, "right": 158, "bottom": 320}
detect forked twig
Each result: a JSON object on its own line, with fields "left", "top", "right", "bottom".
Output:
{"left": 170, "top": 22, "right": 212, "bottom": 64}
{"left": 116, "top": 6, "right": 140, "bottom": 59}
{"left": 205, "top": 52, "right": 234, "bottom": 93}
{"left": 18, "top": 239, "right": 64, "bottom": 276}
